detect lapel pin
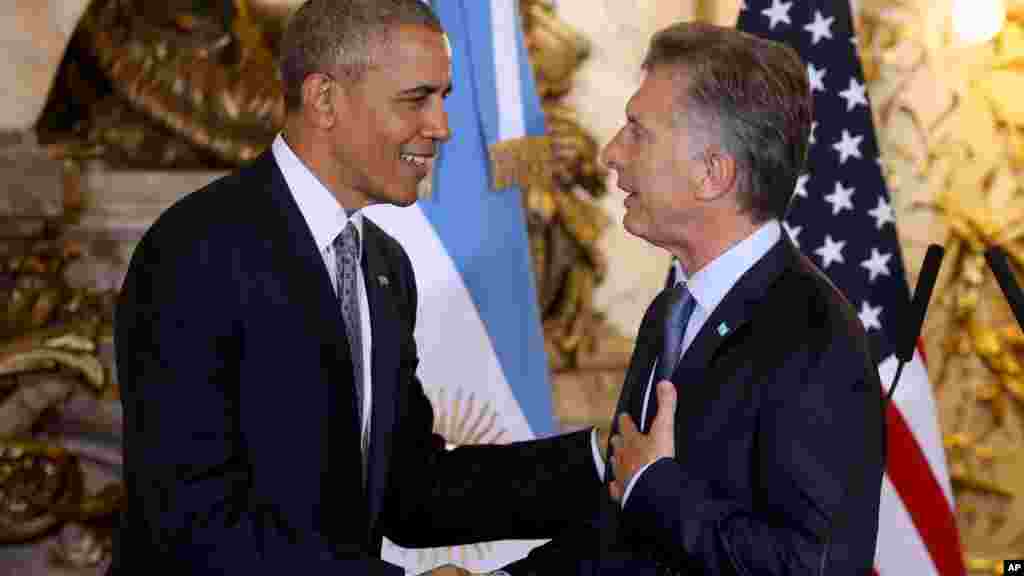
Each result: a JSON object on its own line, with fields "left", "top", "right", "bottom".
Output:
{"left": 377, "top": 275, "right": 390, "bottom": 287}
{"left": 717, "top": 322, "right": 729, "bottom": 337}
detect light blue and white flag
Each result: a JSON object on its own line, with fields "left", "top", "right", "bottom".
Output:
{"left": 366, "top": 0, "right": 555, "bottom": 572}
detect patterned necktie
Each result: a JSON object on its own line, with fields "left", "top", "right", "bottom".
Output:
{"left": 657, "top": 282, "right": 695, "bottom": 382}
{"left": 333, "top": 222, "right": 366, "bottom": 481}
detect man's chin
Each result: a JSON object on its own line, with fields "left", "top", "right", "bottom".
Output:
{"left": 396, "top": 178, "right": 430, "bottom": 206}
{"left": 621, "top": 212, "right": 647, "bottom": 240}
{"left": 396, "top": 185, "right": 422, "bottom": 206}
{"left": 369, "top": 185, "right": 421, "bottom": 208}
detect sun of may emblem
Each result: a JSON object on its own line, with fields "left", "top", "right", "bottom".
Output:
{"left": 430, "top": 385, "right": 509, "bottom": 447}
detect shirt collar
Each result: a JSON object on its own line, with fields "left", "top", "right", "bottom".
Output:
{"left": 673, "top": 219, "right": 781, "bottom": 315}
{"left": 272, "top": 133, "right": 363, "bottom": 253}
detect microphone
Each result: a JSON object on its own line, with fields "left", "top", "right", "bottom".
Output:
{"left": 885, "top": 244, "right": 944, "bottom": 402}
{"left": 984, "top": 245, "right": 1024, "bottom": 331}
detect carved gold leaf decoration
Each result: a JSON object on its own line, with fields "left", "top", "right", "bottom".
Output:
{"left": 490, "top": 136, "right": 555, "bottom": 193}
{"left": 0, "top": 226, "right": 119, "bottom": 561}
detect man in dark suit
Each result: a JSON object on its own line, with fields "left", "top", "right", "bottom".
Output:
{"left": 502, "top": 22, "right": 886, "bottom": 576}
{"left": 110, "top": 1, "right": 605, "bottom": 574}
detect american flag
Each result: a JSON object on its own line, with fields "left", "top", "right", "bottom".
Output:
{"left": 681, "top": 1, "right": 966, "bottom": 574}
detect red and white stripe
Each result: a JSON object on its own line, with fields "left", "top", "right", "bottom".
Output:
{"left": 875, "top": 349, "right": 965, "bottom": 576}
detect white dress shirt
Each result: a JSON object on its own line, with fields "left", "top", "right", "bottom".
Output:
{"left": 272, "top": 134, "right": 374, "bottom": 455}
{"left": 591, "top": 219, "right": 782, "bottom": 507}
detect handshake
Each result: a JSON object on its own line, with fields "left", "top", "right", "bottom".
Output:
{"left": 412, "top": 382, "right": 681, "bottom": 576}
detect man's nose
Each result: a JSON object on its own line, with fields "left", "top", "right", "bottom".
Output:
{"left": 599, "top": 137, "right": 620, "bottom": 172}
{"left": 424, "top": 104, "right": 451, "bottom": 142}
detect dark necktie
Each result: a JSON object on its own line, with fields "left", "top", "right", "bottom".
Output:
{"left": 606, "top": 282, "right": 695, "bottom": 477}
{"left": 333, "top": 222, "right": 366, "bottom": 483}
{"left": 599, "top": 283, "right": 694, "bottom": 567}
{"left": 643, "top": 282, "right": 695, "bottom": 433}
{"left": 657, "top": 282, "right": 695, "bottom": 382}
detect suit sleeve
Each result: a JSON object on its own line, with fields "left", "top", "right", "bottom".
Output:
{"left": 116, "top": 228, "right": 402, "bottom": 575}
{"left": 617, "top": 335, "right": 884, "bottom": 575}
{"left": 376, "top": 243, "right": 606, "bottom": 549}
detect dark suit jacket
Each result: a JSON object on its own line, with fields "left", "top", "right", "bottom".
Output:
{"left": 111, "top": 151, "right": 603, "bottom": 575}
{"left": 507, "top": 235, "right": 885, "bottom": 575}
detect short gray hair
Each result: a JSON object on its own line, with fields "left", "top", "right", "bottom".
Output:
{"left": 642, "top": 22, "right": 812, "bottom": 222}
{"left": 279, "top": 0, "right": 444, "bottom": 111}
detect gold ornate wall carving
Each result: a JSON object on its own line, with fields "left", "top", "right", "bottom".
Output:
{"left": 0, "top": 215, "right": 120, "bottom": 570}
{"left": 518, "top": 0, "right": 633, "bottom": 382}
{"left": 39, "top": 0, "right": 283, "bottom": 168}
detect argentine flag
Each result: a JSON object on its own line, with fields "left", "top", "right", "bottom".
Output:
{"left": 365, "top": 0, "right": 555, "bottom": 572}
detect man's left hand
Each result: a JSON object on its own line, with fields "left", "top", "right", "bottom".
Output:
{"left": 608, "top": 380, "right": 677, "bottom": 502}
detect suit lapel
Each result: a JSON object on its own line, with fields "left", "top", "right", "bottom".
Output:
{"left": 666, "top": 236, "right": 797, "bottom": 395}
{"left": 255, "top": 151, "right": 355, "bottom": 381}
{"left": 640, "top": 237, "right": 797, "bottom": 431}
{"left": 599, "top": 286, "right": 673, "bottom": 552}
{"left": 359, "top": 220, "right": 401, "bottom": 537}
{"left": 611, "top": 289, "right": 670, "bottom": 436}
{"left": 256, "top": 150, "right": 366, "bottom": 534}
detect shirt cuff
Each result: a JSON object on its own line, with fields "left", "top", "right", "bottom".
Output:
{"left": 621, "top": 457, "right": 666, "bottom": 508}
{"left": 590, "top": 427, "right": 606, "bottom": 483}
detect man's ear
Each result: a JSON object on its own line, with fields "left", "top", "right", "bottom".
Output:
{"left": 694, "top": 147, "right": 737, "bottom": 202}
{"left": 301, "top": 72, "right": 338, "bottom": 129}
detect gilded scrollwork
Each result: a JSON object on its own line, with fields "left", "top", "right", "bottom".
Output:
{"left": 0, "top": 224, "right": 120, "bottom": 568}
{"left": 518, "top": 0, "right": 633, "bottom": 373}
{"left": 79, "top": 0, "right": 284, "bottom": 164}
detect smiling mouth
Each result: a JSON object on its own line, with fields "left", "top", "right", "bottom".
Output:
{"left": 622, "top": 185, "right": 639, "bottom": 208}
{"left": 400, "top": 153, "right": 433, "bottom": 168}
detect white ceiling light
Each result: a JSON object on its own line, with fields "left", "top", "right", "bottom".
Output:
{"left": 952, "top": 0, "right": 1007, "bottom": 45}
